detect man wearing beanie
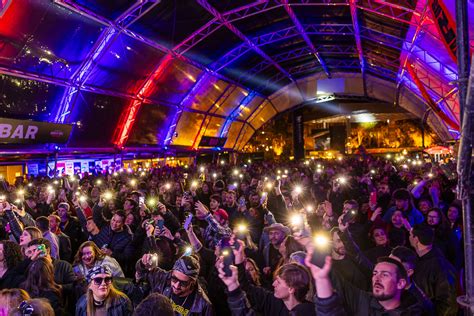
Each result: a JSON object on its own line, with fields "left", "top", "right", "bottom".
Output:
{"left": 136, "top": 254, "right": 213, "bottom": 316}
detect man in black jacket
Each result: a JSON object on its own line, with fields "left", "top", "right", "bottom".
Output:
{"left": 92, "top": 202, "right": 134, "bottom": 273}
{"left": 136, "top": 254, "right": 213, "bottom": 316}
{"left": 409, "top": 225, "right": 458, "bottom": 316}
{"left": 308, "top": 253, "right": 423, "bottom": 315}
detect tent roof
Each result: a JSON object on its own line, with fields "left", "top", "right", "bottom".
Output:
{"left": 0, "top": 0, "right": 472, "bottom": 153}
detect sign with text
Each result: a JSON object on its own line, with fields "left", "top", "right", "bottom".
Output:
{"left": 198, "top": 136, "right": 227, "bottom": 148}
{"left": 0, "top": 118, "right": 72, "bottom": 144}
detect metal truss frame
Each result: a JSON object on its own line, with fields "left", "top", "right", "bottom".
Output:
{"left": 280, "top": 0, "right": 330, "bottom": 77}
{"left": 349, "top": 0, "right": 366, "bottom": 93}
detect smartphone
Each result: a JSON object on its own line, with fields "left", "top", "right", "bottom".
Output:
{"left": 222, "top": 246, "right": 234, "bottom": 277}
{"left": 311, "top": 235, "right": 331, "bottom": 268}
{"left": 341, "top": 209, "right": 358, "bottom": 225}
{"left": 156, "top": 219, "right": 165, "bottom": 231}
{"left": 139, "top": 196, "right": 145, "bottom": 206}
{"left": 238, "top": 196, "right": 246, "bottom": 207}
{"left": 369, "top": 191, "right": 377, "bottom": 206}
{"left": 37, "top": 244, "right": 47, "bottom": 257}
{"left": 184, "top": 214, "right": 193, "bottom": 230}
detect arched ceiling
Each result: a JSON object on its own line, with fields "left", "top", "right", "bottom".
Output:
{"left": 0, "top": 0, "right": 472, "bottom": 153}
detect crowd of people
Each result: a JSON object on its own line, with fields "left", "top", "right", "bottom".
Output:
{"left": 0, "top": 153, "right": 464, "bottom": 315}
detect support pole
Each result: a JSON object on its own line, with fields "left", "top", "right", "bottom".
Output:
{"left": 456, "top": 57, "right": 474, "bottom": 315}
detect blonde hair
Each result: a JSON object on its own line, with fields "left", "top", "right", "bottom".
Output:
{"left": 0, "top": 288, "right": 30, "bottom": 315}
{"left": 86, "top": 284, "right": 128, "bottom": 315}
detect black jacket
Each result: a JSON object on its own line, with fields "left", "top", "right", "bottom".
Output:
{"left": 75, "top": 294, "right": 132, "bottom": 316}
{"left": 0, "top": 267, "right": 24, "bottom": 289}
{"left": 413, "top": 248, "right": 458, "bottom": 316}
{"left": 227, "top": 286, "right": 315, "bottom": 316}
{"left": 315, "top": 284, "right": 423, "bottom": 316}
{"left": 236, "top": 262, "right": 316, "bottom": 316}
{"left": 135, "top": 260, "right": 214, "bottom": 316}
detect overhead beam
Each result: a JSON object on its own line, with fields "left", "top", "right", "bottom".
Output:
{"left": 197, "top": 0, "right": 296, "bottom": 84}
{"left": 349, "top": 0, "right": 366, "bottom": 94}
{"left": 280, "top": 0, "right": 330, "bottom": 77}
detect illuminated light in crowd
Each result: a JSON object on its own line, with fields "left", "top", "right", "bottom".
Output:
{"left": 17, "top": 189, "right": 25, "bottom": 195}
{"left": 386, "top": 154, "right": 392, "bottom": 159}
{"left": 239, "top": 174, "right": 243, "bottom": 179}
{"left": 127, "top": 168, "right": 133, "bottom": 173}
{"left": 417, "top": 160, "right": 423, "bottom": 165}
{"left": 75, "top": 191, "right": 81, "bottom": 196}
{"left": 140, "top": 172, "right": 146, "bottom": 177}
{"left": 293, "top": 185, "right": 303, "bottom": 195}
{"left": 317, "top": 164, "right": 321, "bottom": 168}
{"left": 119, "top": 168, "right": 124, "bottom": 173}
{"left": 222, "top": 249, "right": 230, "bottom": 257}
{"left": 284, "top": 169, "right": 288, "bottom": 174}
{"left": 282, "top": 175, "right": 288, "bottom": 178}
{"left": 402, "top": 149, "right": 408, "bottom": 155}
{"left": 305, "top": 205, "right": 314, "bottom": 213}
{"left": 233, "top": 182, "right": 238, "bottom": 187}
{"left": 130, "top": 179, "right": 137, "bottom": 186}
{"left": 212, "top": 173, "right": 217, "bottom": 178}
{"left": 220, "top": 161, "right": 225, "bottom": 165}
{"left": 413, "top": 181, "right": 419, "bottom": 185}
{"left": 407, "top": 159, "right": 412, "bottom": 162}
{"left": 138, "top": 168, "right": 142, "bottom": 172}
{"left": 113, "top": 172, "right": 118, "bottom": 177}
{"left": 290, "top": 213, "right": 304, "bottom": 227}
{"left": 314, "top": 234, "right": 330, "bottom": 247}
{"left": 0, "top": 195, "right": 6, "bottom": 200}
{"left": 165, "top": 183, "right": 171, "bottom": 190}
{"left": 14, "top": 199, "right": 21, "bottom": 204}
{"left": 266, "top": 182, "right": 273, "bottom": 190}
{"left": 147, "top": 198, "right": 157, "bottom": 207}
{"left": 237, "top": 224, "right": 248, "bottom": 233}
{"left": 248, "top": 159, "right": 252, "bottom": 163}
{"left": 277, "top": 170, "right": 281, "bottom": 174}
{"left": 145, "top": 162, "right": 150, "bottom": 168}
{"left": 47, "top": 185, "right": 53, "bottom": 191}
{"left": 316, "top": 168, "right": 322, "bottom": 173}
{"left": 191, "top": 181, "right": 198, "bottom": 188}
{"left": 276, "top": 175, "right": 281, "bottom": 180}
{"left": 337, "top": 157, "right": 343, "bottom": 161}
{"left": 53, "top": 180, "right": 59, "bottom": 185}
{"left": 233, "top": 169, "right": 239, "bottom": 176}
{"left": 412, "top": 161, "right": 417, "bottom": 166}
{"left": 184, "top": 165, "right": 189, "bottom": 169}
{"left": 96, "top": 180, "right": 102, "bottom": 185}
{"left": 428, "top": 173, "right": 434, "bottom": 178}
{"left": 338, "top": 177, "right": 347, "bottom": 184}
{"left": 200, "top": 166, "right": 205, "bottom": 173}
{"left": 28, "top": 183, "right": 33, "bottom": 187}
{"left": 184, "top": 246, "right": 193, "bottom": 256}
{"left": 103, "top": 191, "right": 113, "bottom": 200}
{"left": 311, "top": 157, "right": 314, "bottom": 160}
{"left": 304, "top": 161, "right": 309, "bottom": 165}
{"left": 402, "top": 164, "right": 408, "bottom": 169}
{"left": 79, "top": 195, "right": 87, "bottom": 202}
{"left": 370, "top": 170, "right": 375, "bottom": 174}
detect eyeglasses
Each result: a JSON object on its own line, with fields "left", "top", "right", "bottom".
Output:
{"left": 171, "top": 275, "right": 191, "bottom": 287}
{"left": 92, "top": 277, "right": 112, "bottom": 285}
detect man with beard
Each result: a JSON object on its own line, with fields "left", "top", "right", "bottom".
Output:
{"left": 308, "top": 254, "right": 422, "bottom": 315}
{"left": 136, "top": 254, "right": 213, "bottom": 316}
{"left": 330, "top": 227, "right": 368, "bottom": 291}
{"left": 262, "top": 224, "right": 290, "bottom": 280}
{"left": 382, "top": 189, "right": 424, "bottom": 226}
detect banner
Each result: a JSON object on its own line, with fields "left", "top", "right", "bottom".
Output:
{"left": 0, "top": 118, "right": 72, "bottom": 144}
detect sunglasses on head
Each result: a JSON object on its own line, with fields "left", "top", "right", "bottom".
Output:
{"left": 171, "top": 275, "right": 191, "bottom": 287}
{"left": 92, "top": 276, "right": 112, "bottom": 285}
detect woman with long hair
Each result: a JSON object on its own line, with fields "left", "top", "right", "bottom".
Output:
{"left": 72, "top": 241, "right": 124, "bottom": 279}
{"left": 0, "top": 240, "right": 24, "bottom": 289}
{"left": 76, "top": 265, "right": 132, "bottom": 316}
{"left": 19, "top": 227, "right": 42, "bottom": 256}
{"left": 20, "top": 258, "right": 63, "bottom": 313}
